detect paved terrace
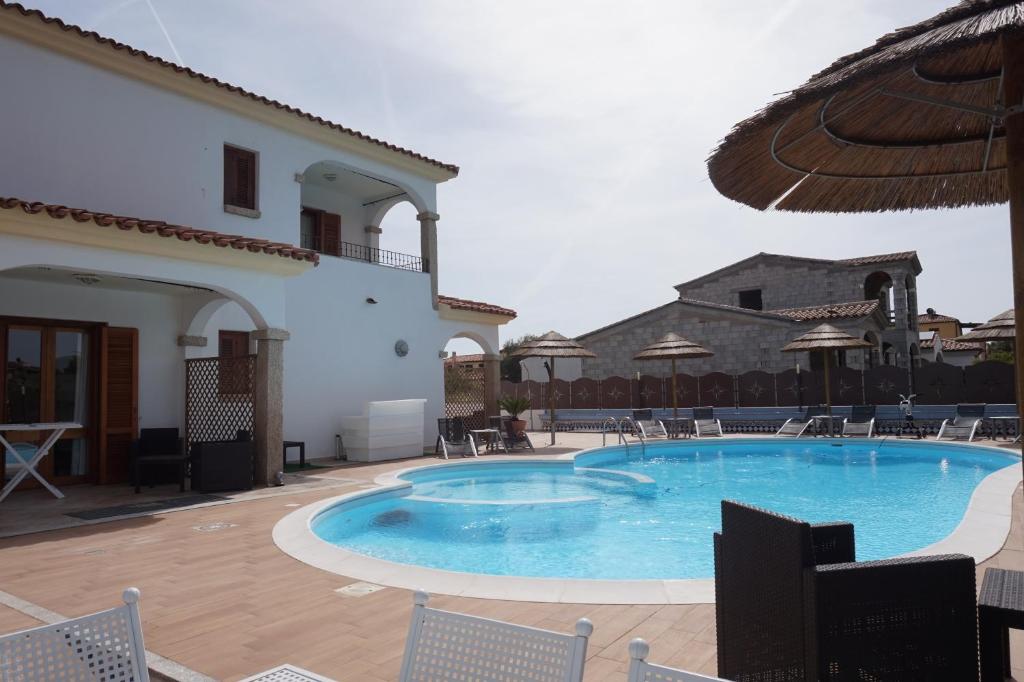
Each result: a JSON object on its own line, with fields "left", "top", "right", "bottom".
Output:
{"left": 0, "top": 432, "right": 1021, "bottom": 681}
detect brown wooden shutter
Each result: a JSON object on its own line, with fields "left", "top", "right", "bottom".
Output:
{"left": 321, "top": 212, "right": 341, "bottom": 256}
{"left": 218, "top": 331, "right": 251, "bottom": 395}
{"left": 223, "top": 145, "right": 256, "bottom": 209}
{"left": 98, "top": 326, "right": 138, "bottom": 484}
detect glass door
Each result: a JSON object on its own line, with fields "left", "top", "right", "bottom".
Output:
{"left": 1, "top": 322, "right": 95, "bottom": 488}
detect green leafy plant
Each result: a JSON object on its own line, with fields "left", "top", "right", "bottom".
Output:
{"left": 497, "top": 395, "right": 531, "bottom": 419}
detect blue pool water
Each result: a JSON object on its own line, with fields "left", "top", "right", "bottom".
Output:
{"left": 311, "top": 440, "right": 1019, "bottom": 580}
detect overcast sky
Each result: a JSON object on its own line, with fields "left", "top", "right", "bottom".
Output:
{"left": 27, "top": 0, "right": 1012, "bottom": 354}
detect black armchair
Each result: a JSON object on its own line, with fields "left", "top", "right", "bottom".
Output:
{"left": 131, "top": 428, "right": 186, "bottom": 494}
{"left": 714, "top": 500, "right": 978, "bottom": 681}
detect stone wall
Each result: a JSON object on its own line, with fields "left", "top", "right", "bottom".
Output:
{"left": 579, "top": 301, "right": 876, "bottom": 378}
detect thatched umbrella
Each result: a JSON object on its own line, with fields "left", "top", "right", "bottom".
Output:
{"left": 782, "top": 325, "right": 872, "bottom": 429}
{"left": 509, "top": 331, "right": 596, "bottom": 445}
{"left": 707, "top": 1, "right": 1024, "bottom": 438}
{"left": 633, "top": 333, "right": 713, "bottom": 433}
{"left": 957, "top": 308, "right": 1015, "bottom": 341}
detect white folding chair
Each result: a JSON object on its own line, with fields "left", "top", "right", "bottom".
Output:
{"left": 400, "top": 591, "right": 592, "bottom": 682}
{"left": 627, "top": 638, "right": 727, "bottom": 681}
{"left": 937, "top": 403, "right": 985, "bottom": 442}
{"left": 775, "top": 418, "right": 813, "bottom": 437}
{"left": 693, "top": 408, "right": 723, "bottom": 437}
{"left": 0, "top": 587, "right": 149, "bottom": 681}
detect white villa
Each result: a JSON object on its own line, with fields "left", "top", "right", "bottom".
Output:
{"left": 0, "top": 3, "right": 514, "bottom": 491}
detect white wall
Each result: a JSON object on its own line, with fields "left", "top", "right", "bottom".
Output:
{"left": 0, "top": 34, "right": 438, "bottom": 244}
{"left": 0, "top": 275, "right": 186, "bottom": 430}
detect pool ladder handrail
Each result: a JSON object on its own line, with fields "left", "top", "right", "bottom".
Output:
{"left": 618, "top": 417, "right": 646, "bottom": 451}
{"left": 602, "top": 417, "right": 626, "bottom": 446}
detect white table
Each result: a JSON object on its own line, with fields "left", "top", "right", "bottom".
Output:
{"left": 469, "top": 428, "right": 509, "bottom": 454}
{"left": 0, "top": 422, "right": 81, "bottom": 503}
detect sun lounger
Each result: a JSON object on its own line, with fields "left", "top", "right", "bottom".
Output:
{"left": 632, "top": 409, "right": 668, "bottom": 438}
{"left": 842, "top": 405, "right": 876, "bottom": 437}
{"left": 400, "top": 591, "right": 592, "bottom": 682}
{"left": 490, "top": 415, "right": 534, "bottom": 451}
{"left": 693, "top": 407, "right": 723, "bottom": 437}
{"left": 435, "top": 417, "right": 478, "bottom": 459}
{"left": 936, "top": 403, "right": 986, "bottom": 441}
{"left": 775, "top": 405, "right": 825, "bottom": 437}
{"left": 0, "top": 587, "right": 149, "bottom": 681}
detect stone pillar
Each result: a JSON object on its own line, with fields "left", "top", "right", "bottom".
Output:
{"left": 364, "top": 225, "right": 381, "bottom": 252}
{"left": 417, "top": 211, "right": 439, "bottom": 309}
{"left": 252, "top": 328, "right": 289, "bottom": 486}
{"left": 482, "top": 354, "right": 501, "bottom": 421}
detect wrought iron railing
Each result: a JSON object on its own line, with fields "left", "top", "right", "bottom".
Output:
{"left": 339, "top": 241, "right": 423, "bottom": 272}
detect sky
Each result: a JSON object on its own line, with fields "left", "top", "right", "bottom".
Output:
{"left": 25, "top": 0, "right": 1013, "bottom": 354}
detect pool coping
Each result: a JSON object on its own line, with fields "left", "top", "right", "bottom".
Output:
{"left": 272, "top": 437, "right": 1021, "bottom": 605}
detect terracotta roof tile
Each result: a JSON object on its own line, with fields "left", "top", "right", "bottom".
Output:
{"left": 0, "top": 197, "right": 319, "bottom": 264}
{"left": 836, "top": 251, "right": 918, "bottom": 267}
{"left": 772, "top": 300, "right": 880, "bottom": 321}
{"left": 918, "top": 311, "right": 960, "bottom": 323}
{"left": 937, "top": 338, "right": 985, "bottom": 352}
{"left": 1, "top": 2, "right": 458, "bottom": 176}
{"left": 438, "top": 295, "right": 516, "bottom": 318}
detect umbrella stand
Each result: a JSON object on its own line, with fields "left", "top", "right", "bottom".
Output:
{"left": 1004, "top": 33, "right": 1024, "bottom": 449}
{"left": 548, "top": 356, "right": 556, "bottom": 446}
{"left": 822, "top": 349, "right": 833, "bottom": 436}
{"left": 671, "top": 358, "right": 678, "bottom": 430}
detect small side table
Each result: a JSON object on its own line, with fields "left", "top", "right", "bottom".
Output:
{"left": 469, "top": 429, "right": 508, "bottom": 454}
{"left": 283, "top": 440, "right": 306, "bottom": 471}
{"left": 979, "top": 567, "right": 1024, "bottom": 681}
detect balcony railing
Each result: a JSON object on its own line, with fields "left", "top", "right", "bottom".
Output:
{"left": 339, "top": 241, "right": 423, "bottom": 272}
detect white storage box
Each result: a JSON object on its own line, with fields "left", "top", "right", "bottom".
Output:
{"left": 340, "top": 399, "right": 427, "bottom": 462}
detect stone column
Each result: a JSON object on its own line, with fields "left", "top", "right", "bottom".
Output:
{"left": 482, "top": 354, "right": 501, "bottom": 421}
{"left": 252, "top": 328, "right": 289, "bottom": 486}
{"left": 417, "top": 211, "right": 439, "bottom": 309}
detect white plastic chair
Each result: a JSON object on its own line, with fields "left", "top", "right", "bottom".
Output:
{"left": 0, "top": 587, "right": 149, "bottom": 681}
{"left": 627, "top": 638, "right": 727, "bottom": 681}
{"left": 693, "top": 408, "right": 723, "bottom": 437}
{"left": 632, "top": 411, "right": 668, "bottom": 439}
{"left": 775, "top": 418, "right": 812, "bottom": 437}
{"left": 937, "top": 403, "right": 985, "bottom": 442}
{"left": 399, "top": 591, "right": 592, "bottom": 682}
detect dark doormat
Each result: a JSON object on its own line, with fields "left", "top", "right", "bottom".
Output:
{"left": 65, "top": 494, "right": 227, "bottom": 520}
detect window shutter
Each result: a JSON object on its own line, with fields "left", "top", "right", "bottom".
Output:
{"left": 321, "top": 212, "right": 341, "bottom": 256}
{"left": 223, "top": 145, "right": 256, "bottom": 209}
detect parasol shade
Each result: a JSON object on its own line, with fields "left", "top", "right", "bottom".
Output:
{"left": 957, "top": 308, "right": 1016, "bottom": 340}
{"left": 781, "top": 324, "right": 874, "bottom": 353}
{"left": 509, "top": 331, "right": 597, "bottom": 359}
{"left": 633, "top": 332, "right": 713, "bottom": 360}
{"left": 707, "top": 1, "right": 1024, "bottom": 213}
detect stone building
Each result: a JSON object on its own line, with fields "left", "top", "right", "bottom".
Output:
{"left": 577, "top": 251, "right": 922, "bottom": 378}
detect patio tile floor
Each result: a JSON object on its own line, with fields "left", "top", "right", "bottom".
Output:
{"left": 0, "top": 432, "right": 1020, "bottom": 680}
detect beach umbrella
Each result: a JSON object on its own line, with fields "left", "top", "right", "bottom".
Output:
{"left": 957, "top": 308, "right": 1016, "bottom": 341}
{"left": 633, "top": 333, "right": 713, "bottom": 433}
{"left": 706, "top": 1, "right": 1024, "bottom": 438}
{"left": 782, "top": 324, "right": 872, "bottom": 430}
{"left": 510, "top": 332, "right": 596, "bottom": 445}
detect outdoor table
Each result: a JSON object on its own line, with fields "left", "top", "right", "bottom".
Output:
{"left": 663, "top": 417, "right": 693, "bottom": 439}
{"left": 469, "top": 428, "right": 508, "bottom": 454}
{"left": 989, "top": 416, "right": 1021, "bottom": 443}
{"left": 979, "top": 568, "right": 1024, "bottom": 681}
{"left": 0, "top": 422, "right": 81, "bottom": 503}
{"left": 239, "top": 664, "right": 337, "bottom": 681}
{"left": 282, "top": 440, "right": 306, "bottom": 470}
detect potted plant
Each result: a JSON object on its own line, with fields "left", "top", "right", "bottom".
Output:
{"left": 497, "top": 395, "right": 531, "bottom": 435}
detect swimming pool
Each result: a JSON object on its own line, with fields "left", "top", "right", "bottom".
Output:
{"left": 306, "top": 439, "right": 1020, "bottom": 582}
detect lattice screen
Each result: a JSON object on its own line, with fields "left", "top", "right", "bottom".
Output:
{"left": 185, "top": 355, "right": 256, "bottom": 449}
{"left": 444, "top": 367, "right": 486, "bottom": 429}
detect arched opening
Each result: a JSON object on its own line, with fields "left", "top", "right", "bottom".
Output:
{"left": 882, "top": 341, "right": 896, "bottom": 366}
{"left": 863, "top": 331, "right": 881, "bottom": 368}
{"left": 441, "top": 334, "right": 492, "bottom": 431}
{"left": 298, "top": 161, "right": 427, "bottom": 271}
{"left": 864, "top": 271, "right": 895, "bottom": 326}
{"left": 909, "top": 342, "right": 921, "bottom": 368}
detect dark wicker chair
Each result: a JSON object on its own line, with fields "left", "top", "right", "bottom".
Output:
{"left": 435, "top": 417, "right": 474, "bottom": 458}
{"left": 714, "top": 500, "right": 978, "bottom": 681}
{"left": 130, "top": 427, "right": 186, "bottom": 494}
{"left": 490, "top": 415, "right": 534, "bottom": 451}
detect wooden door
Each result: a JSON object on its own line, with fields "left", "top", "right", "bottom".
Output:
{"left": 98, "top": 327, "right": 138, "bottom": 484}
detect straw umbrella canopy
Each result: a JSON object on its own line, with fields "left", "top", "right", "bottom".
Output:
{"left": 957, "top": 308, "right": 1016, "bottom": 341}
{"left": 707, "top": 1, "right": 1024, "bottom": 436}
{"left": 633, "top": 333, "right": 713, "bottom": 431}
{"left": 509, "top": 331, "right": 596, "bottom": 445}
{"left": 781, "top": 324, "right": 872, "bottom": 428}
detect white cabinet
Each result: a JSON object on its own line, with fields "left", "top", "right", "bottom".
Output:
{"left": 340, "top": 399, "right": 427, "bottom": 462}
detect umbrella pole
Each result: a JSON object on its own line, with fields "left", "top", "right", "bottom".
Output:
{"left": 823, "top": 350, "right": 833, "bottom": 436}
{"left": 672, "top": 358, "right": 679, "bottom": 436}
{"left": 549, "top": 356, "right": 556, "bottom": 446}
{"left": 1003, "top": 33, "right": 1024, "bottom": 458}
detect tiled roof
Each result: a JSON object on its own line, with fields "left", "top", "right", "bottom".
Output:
{"left": 676, "top": 297, "right": 795, "bottom": 322}
{"left": 1, "top": 2, "right": 458, "bottom": 176}
{"left": 773, "top": 300, "right": 880, "bottom": 322}
{"left": 918, "top": 311, "right": 960, "bottom": 323}
{"left": 836, "top": 251, "right": 918, "bottom": 267}
{"left": 438, "top": 295, "right": 516, "bottom": 318}
{"left": 936, "top": 338, "right": 985, "bottom": 353}
{"left": 0, "top": 197, "right": 319, "bottom": 264}
{"left": 444, "top": 353, "right": 485, "bottom": 365}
